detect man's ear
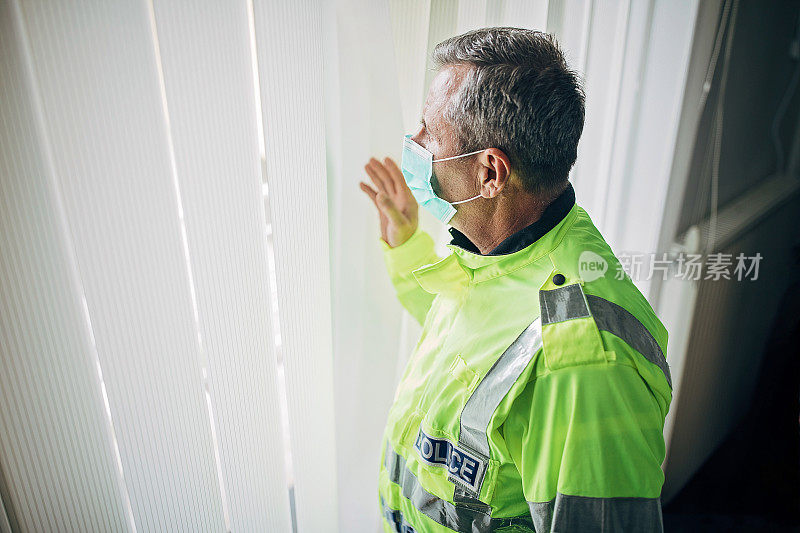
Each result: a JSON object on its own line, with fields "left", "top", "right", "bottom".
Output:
{"left": 479, "top": 148, "right": 512, "bottom": 197}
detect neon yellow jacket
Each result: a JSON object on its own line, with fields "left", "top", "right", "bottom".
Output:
{"left": 376, "top": 197, "right": 672, "bottom": 532}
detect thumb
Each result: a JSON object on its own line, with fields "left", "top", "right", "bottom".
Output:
{"left": 376, "top": 192, "right": 409, "bottom": 227}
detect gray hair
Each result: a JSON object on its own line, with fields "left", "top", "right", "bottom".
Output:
{"left": 432, "top": 27, "right": 585, "bottom": 195}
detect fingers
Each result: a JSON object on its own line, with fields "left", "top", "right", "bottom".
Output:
{"left": 359, "top": 181, "right": 379, "bottom": 208}
{"left": 383, "top": 157, "right": 408, "bottom": 192}
{"left": 373, "top": 158, "right": 398, "bottom": 195}
{"left": 363, "top": 161, "right": 385, "bottom": 195}
{"left": 376, "top": 191, "right": 408, "bottom": 227}
{"left": 365, "top": 157, "right": 397, "bottom": 195}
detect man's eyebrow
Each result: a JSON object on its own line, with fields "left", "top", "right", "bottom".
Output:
{"left": 420, "top": 114, "right": 435, "bottom": 137}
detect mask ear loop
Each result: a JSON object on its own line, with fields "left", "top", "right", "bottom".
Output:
{"left": 432, "top": 148, "right": 485, "bottom": 162}
{"left": 450, "top": 193, "right": 483, "bottom": 204}
{"left": 432, "top": 148, "right": 486, "bottom": 204}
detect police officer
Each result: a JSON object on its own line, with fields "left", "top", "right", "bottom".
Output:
{"left": 360, "top": 27, "right": 672, "bottom": 533}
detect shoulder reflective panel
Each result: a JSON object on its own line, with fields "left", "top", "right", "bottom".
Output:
{"left": 539, "top": 283, "right": 591, "bottom": 324}
{"left": 457, "top": 317, "right": 543, "bottom": 495}
{"left": 539, "top": 282, "right": 672, "bottom": 388}
{"left": 538, "top": 282, "right": 607, "bottom": 371}
{"left": 584, "top": 294, "right": 673, "bottom": 388}
{"left": 528, "top": 493, "right": 663, "bottom": 533}
{"left": 384, "top": 442, "right": 535, "bottom": 532}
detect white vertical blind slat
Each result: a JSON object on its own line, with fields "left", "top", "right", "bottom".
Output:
{"left": 0, "top": 1, "right": 131, "bottom": 531}
{"left": 16, "top": 0, "right": 227, "bottom": 529}
{"left": 252, "top": 0, "right": 339, "bottom": 530}
{"left": 149, "top": 0, "right": 293, "bottom": 530}
{"left": 610, "top": 0, "right": 700, "bottom": 298}
{"left": 597, "top": 0, "right": 654, "bottom": 239}
{"left": 456, "top": 0, "right": 489, "bottom": 34}
{"left": 389, "top": 0, "right": 433, "bottom": 133}
{"left": 325, "top": 0, "right": 410, "bottom": 528}
{"left": 423, "top": 0, "right": 458, "bottom": 97}
{"left": 488, "top": 0, "right": 549, "bottom": 29}
{"left": 568, "top": 0, "right": 631, "bottom": 224}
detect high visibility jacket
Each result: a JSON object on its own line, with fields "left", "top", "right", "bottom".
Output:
{"left": 376, "top": 197, "right": 673, "bottom": 533}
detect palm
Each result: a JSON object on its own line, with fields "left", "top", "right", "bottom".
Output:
{"left": 360, "top": 157, "right": 419, "bottom": 247}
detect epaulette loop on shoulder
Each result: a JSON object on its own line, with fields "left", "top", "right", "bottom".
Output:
{"left": 538, "top": 270, "right": 608, "bottom": 371}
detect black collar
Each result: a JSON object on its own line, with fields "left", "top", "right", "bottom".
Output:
{"left": 448, "top": 182, "right": 576, "bottom": 256}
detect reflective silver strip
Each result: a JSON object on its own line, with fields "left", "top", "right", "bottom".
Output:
{"left": 455, "top": 286, "right": 586, "bottom": 497}
{"left": 383, "top": 442, "right": 535, "bottom": 532}
{"left": 539, "top": 283, "right": 591, "bottom": 324}
{"left": 452, "top": 287, "right": 670, "bottom": 501}
{"left": 381, "top": 495, "right": 417, "bottom": 533}
{"left": 585, "top": 294, "right": 673, "bottom": 388}
{"left": 528, "top": 493, "right": 663, "bottom": 532}
{"left": 458, "top": 317, "right": 543, "bottom": 463}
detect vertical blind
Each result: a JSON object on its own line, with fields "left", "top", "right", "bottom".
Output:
{"left": 2, "top": 0, "right": 702, "bottom": 531}
{"left": 1, "top": 0, "right": 336, "bottom": 531}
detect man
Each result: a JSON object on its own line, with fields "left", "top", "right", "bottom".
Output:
{"left": 359, "top": 27, "right": 672, "bottom": 533}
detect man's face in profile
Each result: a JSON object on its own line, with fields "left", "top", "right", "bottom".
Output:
{"left": 410, "top": 65, "right": 476, "bottom": 203}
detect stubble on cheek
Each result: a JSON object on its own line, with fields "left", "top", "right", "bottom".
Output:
{"left": 430, "top": 171, "right": 442, "bottom": 196}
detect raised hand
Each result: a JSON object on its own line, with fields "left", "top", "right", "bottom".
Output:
{"left": 359, "top": 157, "right": 419, "bottom": 248}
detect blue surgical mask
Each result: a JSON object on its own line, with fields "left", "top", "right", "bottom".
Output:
{"left": 401, "top": 134, "right": 485, "bottom": 224}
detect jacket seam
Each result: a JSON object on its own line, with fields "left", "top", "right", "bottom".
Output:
{"left": 530, "top": 358, "right": 638, "bottom": 383}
